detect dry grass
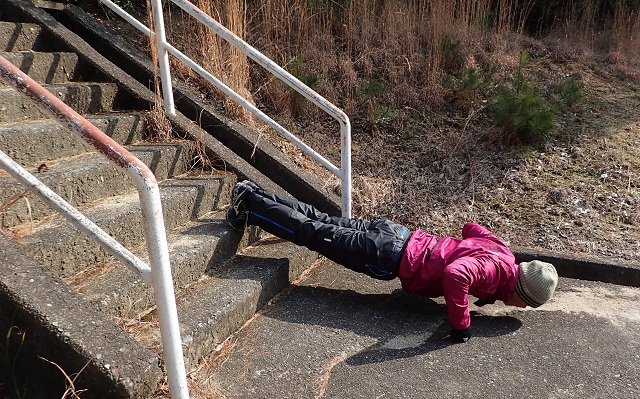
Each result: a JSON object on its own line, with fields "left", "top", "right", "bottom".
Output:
{"left": 112, "top": 0, "right": 640, "bottom": 136}
{"left": 114, "top": 304, "right": 162, "bottom": 353}
{"left": 39, "top": 358, "right": 89, "bottom": 399}
{"left": 64, "top": 262, "right": 116, "bottom": 293}
{"left": 0, "top": 192, "right": 61, "bottom": 243}
{"left": 0, "top": 191, "right": 31, "bottom": 233}
{"left": 166, "top": 0, "right": 256, "bottom": 125}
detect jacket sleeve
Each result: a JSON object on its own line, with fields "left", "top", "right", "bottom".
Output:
{"left": 461, "top": 222, "right": 499, "bottom": 241}
{"left": 442, "top": 256, "right": 499, "bottom": 330}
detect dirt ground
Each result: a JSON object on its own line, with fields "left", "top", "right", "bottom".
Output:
{"left": 355, "top": 61, "right": 640, "bottom": 265}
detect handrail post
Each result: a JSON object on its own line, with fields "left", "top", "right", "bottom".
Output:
{"left": 150, "top": 0, "right": 176, "bottom": 115}
{"left": 340, "top": 120, "right": 352, "bottom": 218}
{"left": 137, "top": 181, "right": 189, "bottom": 399}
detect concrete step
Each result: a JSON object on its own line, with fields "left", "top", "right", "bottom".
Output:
{"left": 0, "top": 141, "right": 198, "bottom": 228}
{"left": 0, "top": 50, "right": 81, "bottom": 84}
{"left": 17, "top": 173, "right": 235, "bottom": 279}
{"left": 0, "top": 82, "right": 120, "bottom": 123}
{"left": 0, "top": 21, "right": 42, "bottom": 51}
{"left": 165, "top": 239, "right": 317, "bottom": 370}
{"left": 0, "top": 233, "right": 163, "bottom": 399}
{"left": 0, "top": 112, "right": 146, "bottom": 165}
{"left": 71, "top": 209, "right": 250, "bottom": 318}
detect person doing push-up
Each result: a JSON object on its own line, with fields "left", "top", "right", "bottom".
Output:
{"left": 226, "top": 180, "right": 558, "bottom": 343}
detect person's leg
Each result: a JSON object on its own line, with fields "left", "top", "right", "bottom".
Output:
{"left": 251, "top": 186, "right": 370, "bottom": 230}
{"left": 244, "top": 189, "right": 410, "bottom": 280}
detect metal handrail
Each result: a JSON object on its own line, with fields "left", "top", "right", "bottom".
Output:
{"left": 0, "top": 56, "right": 190, "bottom": 399}
{"left": 99, "top": 0, "right": 353, "bottom": 217}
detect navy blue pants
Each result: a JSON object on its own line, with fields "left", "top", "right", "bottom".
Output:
{"left": 245, "top": 188, "right": 411, "bottom": 280}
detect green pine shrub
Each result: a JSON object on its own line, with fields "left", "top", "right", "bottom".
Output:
{"left": 488, "top": 52, "right": 555, "bottom": 143}
{"left": 551, "top": 76, "right": 583, "bottom": 112}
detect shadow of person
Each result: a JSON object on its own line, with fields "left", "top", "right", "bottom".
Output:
{"left": 344, "top": 311, "right": 522, "bottom": 366}
{"left": 265, "top": 285, "right": 522, "bottom": 365}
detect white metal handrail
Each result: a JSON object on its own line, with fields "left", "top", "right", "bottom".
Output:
{"left": 0, "top": 150, "right": 153, "bottom": 282}
{"left": 0, "top": 56, "right": 189, "bottom": 399}
{"left": 99, "top": 0, "right": 353, "bottom": 217}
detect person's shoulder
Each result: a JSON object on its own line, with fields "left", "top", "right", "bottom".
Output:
{"left": 462, "top": 222, "right": 493, "bottom": 236}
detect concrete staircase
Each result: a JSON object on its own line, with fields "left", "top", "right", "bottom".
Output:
{"left": 0, "top": 1, "right": 323, "bottom": 398}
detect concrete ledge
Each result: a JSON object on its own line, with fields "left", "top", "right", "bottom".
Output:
{"left": 0, "top": 233, "right": 162, "bottom": 399}
{"left": 513, "top": 246, "right": 640, "bottom": 288}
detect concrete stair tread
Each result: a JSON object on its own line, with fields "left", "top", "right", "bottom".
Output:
{"left": 171, "top": 239, "right": 318, "bottom": 369}
{"left": 0, "top": 82, "right": 121, "bottom": 123}
{"left": 102, "top": 236, "right": 318, "bottom": 371}
{"left": 0, "top": 50, "right": 80, "bottom": 84}
{"left": 1, "top": 49, "right": 61, "bottom": 54}
{"left": 71, "top": 209, "right": 250, "bottom": 318}
{"left": 0, "top": 140, "right": 198, "bottom": 228}
{"left": 16, "top": 173, "right": 235, "bottom": 278}
{"left": 0, "top": 112, "right": 147, "bottom": 165}
{"left": 0, "top": 49, "right": 78, "bottom": 67}
{"left": 0, "top": 21, "right": 42, "bottom": 51}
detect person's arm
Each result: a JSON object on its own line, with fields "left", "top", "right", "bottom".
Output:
{"left": 442, "top": 256, "right": 499, "bottom": 342}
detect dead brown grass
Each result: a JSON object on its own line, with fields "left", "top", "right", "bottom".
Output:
{"left": 39, "top": 358, "right": 90, "bottom": 399}
{"left": 166, "top": 0, "right": 256, "bottom": 125}
{"left": 0, "top": 191, "right": 30, "bottom": 232}
{"left": 64, "top": 262, "right": 116, "bottom": 293}
{"left": 105, "top": 1, "right": 639, "bottom": 136}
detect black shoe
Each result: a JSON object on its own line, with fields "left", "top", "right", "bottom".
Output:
{"left": 226, "top": 180, "right": 259, "bottom": 231}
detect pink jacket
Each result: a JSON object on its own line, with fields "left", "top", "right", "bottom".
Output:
{"left": 398, "top": 222, "right": 519, "bottom": 330}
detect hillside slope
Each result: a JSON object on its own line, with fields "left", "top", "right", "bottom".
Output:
{"left": 343, "top": 60, "right": 640, "bottom": 264}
